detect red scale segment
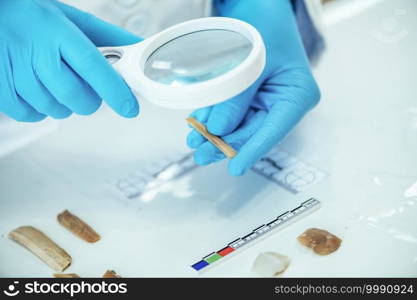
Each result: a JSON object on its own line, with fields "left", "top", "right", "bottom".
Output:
{"left": 217, "top": 246, "right": 235, "bottom": 257}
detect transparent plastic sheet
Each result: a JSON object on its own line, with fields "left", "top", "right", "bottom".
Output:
{"left": 347, "top": 172, "right": 417, "bottom": 248}
{"left": 317, "top": 172, "right": 417, "bottom": 277}
{"left": 282, "top": 0, "right": 417, "bottom": 277}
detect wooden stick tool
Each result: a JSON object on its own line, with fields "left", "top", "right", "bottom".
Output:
{"left": 186, "top": 117, "right": 237, "bottom": 159}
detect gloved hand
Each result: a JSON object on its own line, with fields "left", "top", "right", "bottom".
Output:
{"left": 187, "top": 0, "right": 321, "bottom": 176}
{"left": 0, "top": 0, "right": 141, "bottom": 122}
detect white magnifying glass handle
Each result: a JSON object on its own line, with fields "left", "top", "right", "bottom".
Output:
{"left": 99, "top": 42, "right": 147, "bottom": 92}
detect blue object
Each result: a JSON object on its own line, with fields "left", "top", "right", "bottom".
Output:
{"left": 187, "top": 0, "right": 321, "bottom": 176}
{"left": 191, "top": 260, "right": 209, "bottom": 271}
{"left": 0, "top": 0, "right": 141, "bottom": 122}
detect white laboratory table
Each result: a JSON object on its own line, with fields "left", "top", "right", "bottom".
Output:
{"left": 0, "top": 0, "right": 416, "bottom": 277}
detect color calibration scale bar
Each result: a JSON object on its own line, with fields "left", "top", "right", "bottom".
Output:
{"left": 191, "top": 198, "right": 321, "bottom": 273}
{"left": 113, "top": 149, "right": 327, "bottom": 199}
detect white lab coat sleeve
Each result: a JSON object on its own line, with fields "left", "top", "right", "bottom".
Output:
{"left": 303, "top": 0, "right": 325, "bottom": 32}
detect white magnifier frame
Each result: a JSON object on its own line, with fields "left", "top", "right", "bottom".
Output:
{"left": 99, "top": 17, "right": 266, "bottom": 110}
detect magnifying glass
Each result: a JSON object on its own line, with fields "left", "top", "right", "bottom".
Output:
{"left": 99, "top": 17, "right": 266, "bottom": 109}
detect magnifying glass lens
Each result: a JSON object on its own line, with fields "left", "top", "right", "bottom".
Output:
{"left": 144, "top": 30, "right": 252, "bottom": 86}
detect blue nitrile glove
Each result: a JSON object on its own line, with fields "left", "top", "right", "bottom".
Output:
{"left": 0, "top": 0, "right": 141, "bottom": 122}
{"left": 187, "top": 0, "right": 321, "bottom": 176}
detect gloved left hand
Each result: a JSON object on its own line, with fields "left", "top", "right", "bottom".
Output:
{"left": 0, "top": 0, "right": 141, "bottom": 122}
{"left": 187, "top": 0, "right": 321, "bottom": 176}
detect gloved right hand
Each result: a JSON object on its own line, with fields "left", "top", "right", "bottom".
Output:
{"left": 0, "top": 0, "right": 141, "bottom": 122}
{"left": 186, "top": 0, "right": 321, "bottom": 176}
